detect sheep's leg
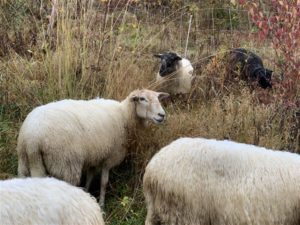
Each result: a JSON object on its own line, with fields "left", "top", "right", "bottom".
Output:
{"left": 145, "top": 210, "right": 156, "bottom": 225}
{"left": 85, "top": 168, "right": 96, "bottom": 191}
{"left": 99, "top": 167, "right": 109, "bottom": 207}
{"left": 145, "top": 200, "right": 160, "bottom": 225}
{"left": 28, "top": 148, "right": 46, "bottom": 177}
{"left": 17, "top": 150, "right": 30, "bottom": 177}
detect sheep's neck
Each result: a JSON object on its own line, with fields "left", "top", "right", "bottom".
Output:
{"left": 120, "top": 98, "right": 140, "bottom": 130}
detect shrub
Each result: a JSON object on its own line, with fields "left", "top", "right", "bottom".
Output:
{"left": 239, "top": 0, "right": 300, "bottom": 107}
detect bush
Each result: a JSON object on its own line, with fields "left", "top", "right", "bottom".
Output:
{"left": 239, "top": 0, "right": 300, "bottom": 107}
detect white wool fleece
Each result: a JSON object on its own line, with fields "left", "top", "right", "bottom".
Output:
{"left": 0, "top": 177, "right": 104, "bottom": 225}
{"left": 143, "top": 137, "right": 300, "bottom": 225}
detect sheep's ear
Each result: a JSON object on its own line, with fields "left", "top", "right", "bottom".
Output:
{"left": 130, "top": 95, "right": 139, "bottom": 102}
{"left": 158, "top": 92, "right": 170, "bottom": 100}
{"left": 266, "top": 68, "right": 273, "bottom": 74}
{"left": 175, "top": 55, "right": 182, "bottom": 61}
{"left": 154, "top": 54, "right": 162, "bottom": 59}
{"left": 265, "top": 69, "right": 273, "bottom": 79}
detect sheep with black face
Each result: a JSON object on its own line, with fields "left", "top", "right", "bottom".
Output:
{"left": 228, "top": 48, "right": 273, "bottom": 89}
{"left": 154, "top": 52, "right": 194, "bottom": 95}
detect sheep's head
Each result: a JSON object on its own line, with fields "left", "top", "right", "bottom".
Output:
{"left": 130, "top": 89, "right": 169, "bottom": 124}
{"left": 256, "top": 68, "right": 273, "bottom": 89}
{"left": 154, "top": 52, "right": 182, "bottom": 77}
{"left": 265, "top": 68, "right": 273, "bottom": 80}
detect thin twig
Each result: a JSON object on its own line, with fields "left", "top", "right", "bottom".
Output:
{"left": 184, "top": 15, "right": 192, "bottom": 58}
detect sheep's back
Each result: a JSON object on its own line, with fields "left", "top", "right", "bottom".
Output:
{"left": 0, "top": 177, "right": 104, "bottom": 225}
{"left": 144, "top": 137, "right": 300, "bottom": 224}
{"left": 18, "top": 99, "right": 127, "bottom": 164}
{"left": 228, "top": 48, "right": 264, "bottom": 79}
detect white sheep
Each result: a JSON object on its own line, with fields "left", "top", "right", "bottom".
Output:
{"left": 154, "top": 52, "right": 194, "bottom": 95}
{"left": 17, "top": 89, "right": 169, "bottom": 207}
{"left": 0, "top": 177, "right": 104, "bottom": 225}
{"left": 143, "top": 137, "right": 300, "bottom": 225}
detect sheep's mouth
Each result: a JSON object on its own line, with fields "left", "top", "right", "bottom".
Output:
{"left": 153, "top": 118, "right": 164, "bottom": 124}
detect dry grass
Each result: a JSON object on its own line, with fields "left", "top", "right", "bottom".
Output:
{"left": 0, "top": 1, "right": 299, "bottom": 224}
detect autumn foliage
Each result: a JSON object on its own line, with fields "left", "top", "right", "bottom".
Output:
{"left": 240, "top": 0, "right": 300, "bottom": 106}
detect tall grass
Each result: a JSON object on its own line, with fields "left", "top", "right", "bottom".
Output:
{"left": 0, "top": 1, "right": 299, "bottom": 224}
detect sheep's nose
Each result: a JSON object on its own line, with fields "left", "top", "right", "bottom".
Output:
{"left": 158, "top": 113, "right": 165, "bottom": 119}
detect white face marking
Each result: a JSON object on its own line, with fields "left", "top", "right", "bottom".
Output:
{"left": 133, "top": 90, "right": 168, "bottom": 124}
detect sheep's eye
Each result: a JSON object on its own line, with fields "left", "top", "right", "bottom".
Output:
{"left": 139, "top": 97, "right": 147, "bottom": 102}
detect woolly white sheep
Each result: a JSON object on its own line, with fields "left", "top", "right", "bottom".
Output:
{"left": 143, "top": 137, "right": 300, "bottom": 225}
{"left": 154, "top": 52, "right": 194, "bottom": 95}
{"left": 0, "top": 177, "right": 104, "bottom": 225}
{"left": 17, "top": 89, "right": 169, "bottom": 207}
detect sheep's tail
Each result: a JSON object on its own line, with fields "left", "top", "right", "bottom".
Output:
{"left": 17, "top": 139, "right": 46, "bottom": 177}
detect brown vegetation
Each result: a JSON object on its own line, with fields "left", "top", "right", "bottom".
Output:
{"left": 0, "top": 0, "right": 299, "bottom": 224}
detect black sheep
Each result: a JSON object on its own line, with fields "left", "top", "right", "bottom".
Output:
{"left": 228, "top": 48, "right": 273, "bottom": 89}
